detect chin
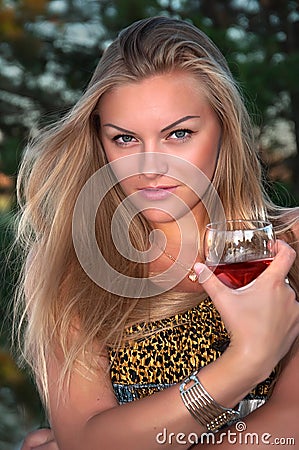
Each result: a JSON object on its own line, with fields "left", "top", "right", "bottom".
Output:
{"left": 141, "top": 204, "right": 195, "bottom": 225}
{"left": 141, "top": 209, "right": 175, "bottom": 224}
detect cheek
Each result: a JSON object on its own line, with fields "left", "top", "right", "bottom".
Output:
{"left": 101, "top": 140, "right": 115, "bottom": 164}
{"left": 192, "top": 133, "right": 221, "bottom": 180}
{"left": 103, "top": 146, "right": 141, "bottom": 190}
{"left": 203, "top": 151, "right": 219, "bottom": 179}
{"left": 117, "top": 176, "right": 138, "bottom": 195}
{"left": 188, "top": 150, "right": 219, "bottom": 182}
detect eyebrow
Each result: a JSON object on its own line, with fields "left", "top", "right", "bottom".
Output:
{"left": 103, "top": 115, "right": 200, "bottom": 135}
{"left": 103, "top": 124, "right": 136, "bottom": 134}
{"left": 160, "top": 115, "right": 201, "bottom": 132}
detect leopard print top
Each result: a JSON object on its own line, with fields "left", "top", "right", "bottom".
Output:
{"left": 108, "top": 297, "right": 276, "bottom": 416}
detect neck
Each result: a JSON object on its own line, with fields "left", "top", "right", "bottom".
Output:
{"left": 150, "top": 207, "right": 206, "bottom": 253}
{"left": 148, "top": 209, "right": 207, "bottom": 277}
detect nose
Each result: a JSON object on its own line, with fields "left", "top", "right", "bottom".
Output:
{"left": 139, "top": 151, "right": 169, "bottom": 179}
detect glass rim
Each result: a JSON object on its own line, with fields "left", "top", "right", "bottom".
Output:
{"left": 206, "top": 219, "right": 273, "bottom": 232}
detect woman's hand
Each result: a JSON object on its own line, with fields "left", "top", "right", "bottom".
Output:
{"left": 24, "top": 240, "right": 298, "bottom": 450}
{"left": 194, "top": 239, "right": 299, "bottom": 381}
{"left": 21, "top": 428, "right": 58, "bottom": 450}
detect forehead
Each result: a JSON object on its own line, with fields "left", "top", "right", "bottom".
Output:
{"left": 98, "top": 72, "right": 211, "bottom": 123}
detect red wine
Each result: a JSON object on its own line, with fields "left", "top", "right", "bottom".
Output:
{"left": 208, "top": 258, "right": 273, "bottom": 289}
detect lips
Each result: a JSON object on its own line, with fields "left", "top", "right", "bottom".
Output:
{"left": 138, "top": 185, "right": 178, "bottom": 201}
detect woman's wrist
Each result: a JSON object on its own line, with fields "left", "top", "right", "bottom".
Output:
{"left": 197, "top": 346, "right": 270, "bottom": 409}
{"left": 179, "top": 370, "right": 240, "bottom": 432}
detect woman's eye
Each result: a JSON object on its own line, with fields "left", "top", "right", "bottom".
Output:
{"left": 113, "top": 134, "right": 136, "bottom": 145}
{"left": 168, "top": 129, "right": 193, "bottom": 140}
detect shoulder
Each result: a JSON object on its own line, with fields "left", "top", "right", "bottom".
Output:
{"left": 47, "top": 342, "right": 117, "bottom": 442}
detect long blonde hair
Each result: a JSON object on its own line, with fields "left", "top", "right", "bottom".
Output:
{"left": 14, "top": 16, "right": 299, "bottom": 406}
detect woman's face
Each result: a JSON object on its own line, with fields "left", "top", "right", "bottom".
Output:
{"left": 99, "top": 71, "right": 221, "bottom": 226}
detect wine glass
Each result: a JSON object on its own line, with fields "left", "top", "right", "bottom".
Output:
{"left": 204, "top": 220, "right": 276, "bottom": 289}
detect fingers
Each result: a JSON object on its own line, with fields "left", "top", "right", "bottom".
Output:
{"left": 260, "top": 239, "right": 296, "bottom": 280}
{"left": 193, "top": 262, "right": 231, "bottom": 299}
{"left": 195, "top": 239, "right": 299, "bottom": 376}
{"left": 21, "top": 429, "right": 55, "bottom": 450}
{"left": 194, "top": 239, "right": 296, "bottom": 298}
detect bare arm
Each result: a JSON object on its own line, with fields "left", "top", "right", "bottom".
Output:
{"left": 194, "top": 344, "right": 299, "bottom": 449}
{"left": 20, "top": 342, "right": 299, "bottom": 450}
{"left": 193, "top": 218, "right": 299, "bottom": 449}
{"left": 243, "top": 346, "right": 299, "bottom": 443}
{"left": 47, "top": 345, "right": 260, "bottom": 450}
{"left": 21, "top": 241, "right": 299, "bottom": 450}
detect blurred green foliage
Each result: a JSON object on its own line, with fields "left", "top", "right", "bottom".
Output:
{"left": 0, "top": 212, "right": 43, "bottom": 449}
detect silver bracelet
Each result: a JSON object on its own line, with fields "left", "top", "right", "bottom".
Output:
{"left": 180, "top": 371, "right": 239, "bottom": 433}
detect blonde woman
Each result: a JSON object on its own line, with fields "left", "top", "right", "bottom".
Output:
{"left": 18, "top": 17, "right": 299, "bottom": 450}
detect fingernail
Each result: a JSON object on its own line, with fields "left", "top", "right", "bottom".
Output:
{"left": 194, "top": 262, "right": 205, "bottom": 274}
{"left": 194, "top": 262, "right": 211, "bottom": 283}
